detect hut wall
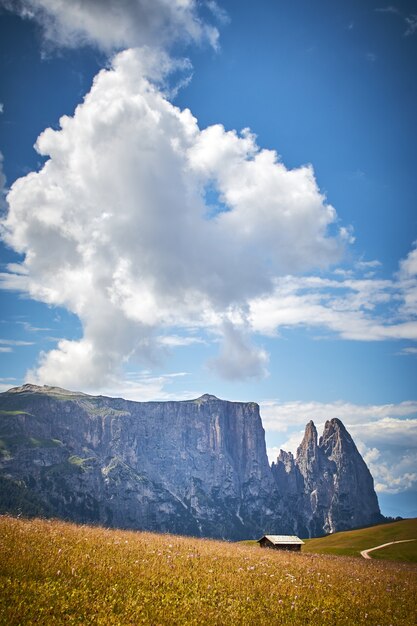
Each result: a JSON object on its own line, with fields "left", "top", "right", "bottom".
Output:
{"left": 258, "top": 539, "right": 302, "bottom": 551}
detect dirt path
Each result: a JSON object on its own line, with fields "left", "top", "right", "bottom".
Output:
{"left": 360, "top": 539, "right": 416, "bottom": 559}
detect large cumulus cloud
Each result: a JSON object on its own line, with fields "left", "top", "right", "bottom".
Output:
{"left": 1, "top": 47, "right": 346, "bottom": 387}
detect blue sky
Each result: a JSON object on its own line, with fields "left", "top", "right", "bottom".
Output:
{"left": 0, "top": 0, "right": 416, "bottom": 518}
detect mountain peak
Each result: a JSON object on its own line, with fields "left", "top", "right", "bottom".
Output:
{"left": 196, "top": 394, "right": 220, "bottom": 402}
{"left": 5, "top": 383, "right": 86, "bottom": 397}
{"left": 296, "top": 420, "right": 320, "bottom": 492}
{"left": 324, "top": 417, "right": 345, "bottom": 431}
{"left": 305, "top": 419, "right": 317, "bottom": 434}
{"left": 299, "top": 420, "right": 318, "bottom": 448}
{"left": 277, "top": 449, "right": 294, "bottom": 464}
{"left": 320, "top": 417, "right": 355, "bottom": 455}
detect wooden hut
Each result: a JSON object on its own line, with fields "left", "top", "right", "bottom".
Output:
{"left": 257, "top": 535, "right": 304, "bottom": 551}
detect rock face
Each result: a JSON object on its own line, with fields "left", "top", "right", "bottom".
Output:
{"left": 272, "top": 418, "right": 383, "bottom": 536}
{"left": 0, "top": 384, "right": 383, "bottom": 538}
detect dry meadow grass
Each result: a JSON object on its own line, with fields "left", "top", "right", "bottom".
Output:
{"left": 0, "top": 515, "right": 416, "bottom": 625}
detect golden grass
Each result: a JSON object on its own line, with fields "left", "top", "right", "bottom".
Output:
{"left": 303, "top": 518, "right": 417, "bottom": 560}
{"left": 1, "top": 515, "right": 416, "bottom": 625}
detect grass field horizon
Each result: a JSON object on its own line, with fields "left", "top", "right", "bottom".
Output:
{"left": 302, "top": 518, "right": 417, "bottom": 561}
{"left": 1, "top": 515, "right": 416, "bottom": 625}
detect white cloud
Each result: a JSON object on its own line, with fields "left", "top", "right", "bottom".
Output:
{"left": 83, "top": 370, "right": 197, "bottom": 402}
{"left": 249, "top": 271, "right": 417, "bottom": 342}
{"left": 357, "top": 441, "right": 417, "bottom": 494}
{"left": 267, "top": 428, "right": 306, "bottom": 462}
{"left": 376, "top": 6, "right": 417, "bottom": 37}
{"left": 0, "top": 339, "right": 34, "bottom": 346}
{"left": 0, "top": 383, "right": 18, "bottom": 392}
{"left": 355, "top": 259, "right": 381, "bottom": 270}
{"left": 399, "top": 347, "right": 417, "bottom": 356}
{"left": 397, "top": 244, "right": 417, "bottom": 321}
{"left": 400, "top": 242, "right": 417, "bottom": 277}
{"left": 206, "top": 1, "right": 229, "bottom": 25}
{"left": 375, "top": 7, "right": 400, "bottom": 15}
{"left": 261, "top": 398, "right": 417, "bottom": 432}
{"left": 157, "top": 334, "right": 206, "bottom": 348}
{"left": 4, "top": 0, "right": 219, "bottom": 53}
{"left": 208, "top": 320, "right": 269, "bottom": 381}
{"left": 189, "top": 125, "right": 343, "bottom": 274}
{"left": 0, "top": 152, "right": 7, "bottom": 213}
{"left": 16, "top": 321, "right": 52, "bottom": 332}
{"left": 405, "top": 14, "right": 417, "bottom": 37}
{"left": 0, "top": 47, "right": 345, "bottom": 389}
{"left": 0, "top": 338, "right": 35, "bottom": 353}
{"left": 349, "top": 417, "right": 417, "bottom": 449}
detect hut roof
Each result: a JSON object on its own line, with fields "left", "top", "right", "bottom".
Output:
{"left": 257, "top": 535, "right": 305, "bottom": 545}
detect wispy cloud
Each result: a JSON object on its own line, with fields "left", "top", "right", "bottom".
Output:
{"left": 77, "top": 371, "right": 197, "bottom": 402}
{"left": 376, "top": 6, "right": 417, "bottom": 36}
{"left": 206, "top": 1, "right": 229, "bottom": 25}
{"left": 0, "top": 151, "right": 7, "bottom": 213}
{"left": 376, "top": 6, "right": 400, "bottom": 15}
{"left": 207, "top": 320, "right": 269, "bottom": 381}
{"left": 357, "top": 439, "right": 417, "bottom": 494}
{"left": 249, "top": 263, "right": 417, "bottom": 342}
{"left": 405, "top": 14, "right": 417, "bottom": 36}
{"left": 355, "top": 259, "right": 381, "bottom": 270}
{"left": 16, "top": 321, "right": 52, "bottom": 332}
{"left": 261, "top": 398, "right": 417, "bottom": 432}
{"left": 398, "top": 346, "right": 417, "bottom": 356}
{"left": 0, "top": 339, "right": 34, "bottom": 346}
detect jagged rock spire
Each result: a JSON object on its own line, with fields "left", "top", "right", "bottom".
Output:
{"left": 296, "top": 420, "right": 321, "bottom": 487}
{"left": 319, "top": 418, "right": 356, "bottom": 458}
{"left": 272, "top": 417, "right": 383, "bottom": 537}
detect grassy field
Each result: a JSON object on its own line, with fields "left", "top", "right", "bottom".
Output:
{"left": 1, "top": 516, "right": 416, "bottom": 625}
{"left": 303, "top": 518, "right": 417, "bottom": 560}
{"left": 370, "top": 540, "right": 417, "bottom": 562}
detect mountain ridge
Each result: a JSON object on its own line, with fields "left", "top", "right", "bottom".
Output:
{"left": 0, "top": 384, "right": 383, "bottom": 539}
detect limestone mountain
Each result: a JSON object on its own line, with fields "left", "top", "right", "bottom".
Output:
{"left": 272, "top": 418, "right": 382, "bottom": 536}
{"left": 0, "top": 384, "right": 383, "bottom": 539}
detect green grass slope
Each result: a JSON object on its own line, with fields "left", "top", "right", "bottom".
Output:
{"left": 1, "top": 516, "right": 416, "bottom": 625}
{"left": 303, "top": 518, "right": 417, "bottom": 560}
{"left": 370, "top": 540, "right": 417, "bottom": 563}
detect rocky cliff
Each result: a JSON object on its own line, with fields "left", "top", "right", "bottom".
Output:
{"left": 272, "top": 418, "right": 383, "bottom": 536}
{"left": 0, "top": 384, "right": 383, "bottom": 538}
